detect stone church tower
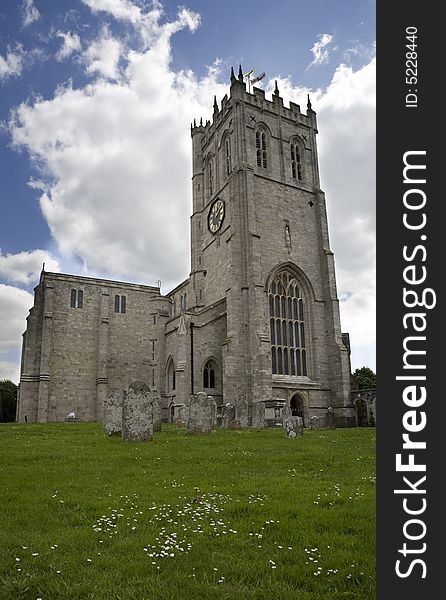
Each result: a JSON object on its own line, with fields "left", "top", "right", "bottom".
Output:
{"left": 17, "top": 67, "right": 354, "bottom": 427}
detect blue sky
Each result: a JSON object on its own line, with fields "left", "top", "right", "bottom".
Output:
{"left": 0, "top": 0, "right": 376, "bottom": 381}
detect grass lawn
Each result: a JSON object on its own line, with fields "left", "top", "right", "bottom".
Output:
{"left": 0, "top": 423, "right": 375, "bottom": 600}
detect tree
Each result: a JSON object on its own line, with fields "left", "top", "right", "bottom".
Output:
{"left": 0, "top": 380, "right": 18, "bottom": 422}
{"left": 353, "top": 367, "right": 376, "bottom": 390}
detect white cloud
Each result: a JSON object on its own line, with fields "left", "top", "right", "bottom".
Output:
{"left": 21, "top": 0, "right": 40, "bottom": 28}
{"left": 56, "top": 31, "right": 82, "bottom": 61}
{"left": 0, "top": 47, "right": 24, "bottom": 81}
{"left": 81, "top": 0, "right": 200, "bottom": 48}
{"left": 318, "top": 60, "right": 376, "bottom": 370}
{"left": 82, "top": 30, "right": 122, "bottom": 79}
{"left": 0, "top": 250, "right": 60, "bottom": 285}
{"left": 9, "top": 4, "right": 226, "bottom": 291}
{"left": 308, "top": 33, "right": 333, "bottom": 67}
{"left": 0, "top": 361, "right": 21, "bottom": 384}
{"left": 0, "top": 285, "right": 34, "bottom": 384}
{"left": 81, "top": 0, "right": 143, "bottom": 24}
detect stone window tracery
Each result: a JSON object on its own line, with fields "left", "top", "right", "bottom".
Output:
{"left": 290, "top": 140, "right": 303, "bottom": 180}
{"left": 203, "top": 359, "right": 217, "bottom": 389}
{"left": 256, "top": 129, "right": 267, "bottom": 168}
{"left": 269, "top": 271, "right": 307, "bottom": 376}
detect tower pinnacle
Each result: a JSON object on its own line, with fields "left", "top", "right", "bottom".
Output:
{"left": 307, "top": 94, "right": 312, "bottom": 111}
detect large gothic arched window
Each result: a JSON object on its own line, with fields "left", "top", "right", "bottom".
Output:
{"left": 268, "top": 271, "right": 308, "bottom": 376}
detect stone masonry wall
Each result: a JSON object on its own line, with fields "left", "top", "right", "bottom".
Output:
{"left": 18, "top": 272, "right": 165, "bottom": 422}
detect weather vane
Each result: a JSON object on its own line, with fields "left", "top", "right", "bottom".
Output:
{"left": 244, "top": 68, "right": 265, "bottom": 93}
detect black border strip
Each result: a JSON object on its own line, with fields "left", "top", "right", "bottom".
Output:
{"left": 377, "top": 2, "right": 441, "bottom": 596}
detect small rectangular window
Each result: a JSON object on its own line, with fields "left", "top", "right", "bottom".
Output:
{"left": 70, "top": 289, "right": 83, "bottom": 308}
{"left": 114, "top": 295, "right": 126, "bottom": 313}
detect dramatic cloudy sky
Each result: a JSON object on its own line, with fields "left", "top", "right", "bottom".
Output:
{"left": 0, "top": 0, "right": 376, "bottom": 383}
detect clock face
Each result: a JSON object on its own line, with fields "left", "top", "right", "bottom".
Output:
{"left": 208, "top": 199, "right": 225, "bottom": 233}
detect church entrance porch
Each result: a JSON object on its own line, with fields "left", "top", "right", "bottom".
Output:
{"left": 290, "top": 393, "right": 305, "bottom": 421}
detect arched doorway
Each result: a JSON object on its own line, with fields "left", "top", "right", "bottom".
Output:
{"left": 290, "top": 393, "right": 305, "bottom": 421}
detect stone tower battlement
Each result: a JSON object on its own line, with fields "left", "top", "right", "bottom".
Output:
{"left": 191, "top": 66, "right": 317, "bottom": 141}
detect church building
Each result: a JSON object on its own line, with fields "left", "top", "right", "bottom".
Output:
{"left": 17, "top": 67, "right": 355, "bottom": 427}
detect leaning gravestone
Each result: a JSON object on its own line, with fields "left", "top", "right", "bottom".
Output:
{"left": 284, "top": 416, "right": 304, "bottom": 438}
{"left": 103, "top": 392, "right": 123, "bottom": 435}
{"left": 122, "top": 381, "right": 154, "bottom": 442}
{"left": 221, "top": 403, "right": 236, "bottom": 428}
{"left": 187, "top": 392, "right": 216, "bottom": 434}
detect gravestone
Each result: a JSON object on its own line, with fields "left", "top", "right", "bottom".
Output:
{"left": 210, "top": 396, "right": 217, "bottom": 428}
{"left": 252, "top": 401, "right": 265, "bottom": 428}
{"left": 122, "top": 381, "right": 153, "bottom": 442}
{"left": 103, "top": 392, "right": 123, "bottom": 435}
{"left": 221, "top": 403, "right": 235, "bottom": 428}
{"left": 326, "top": 407, "right": 336, "bottom": 429}
{"left": 176, "top": 404, "right": 189, "bottom": 428}
{"left": 309, "top": 415, "right": 322, "bottom": 430}
{"left": 284, "top": 416, "right": 304, "bottom": 438}
{"left": 151, "top": 392, "right": 162, "bottom": 433}
{"left": 65, "top": 411, "right": 80, "bottom": 422}
{"left": 236, "top": 395, "right": 249, "bottom": 428}
{"left": 187, "top": 392, "right": 216, "bottom": 434}
{"left": 282, "top": 404, "right": 292, "bottom": 427}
